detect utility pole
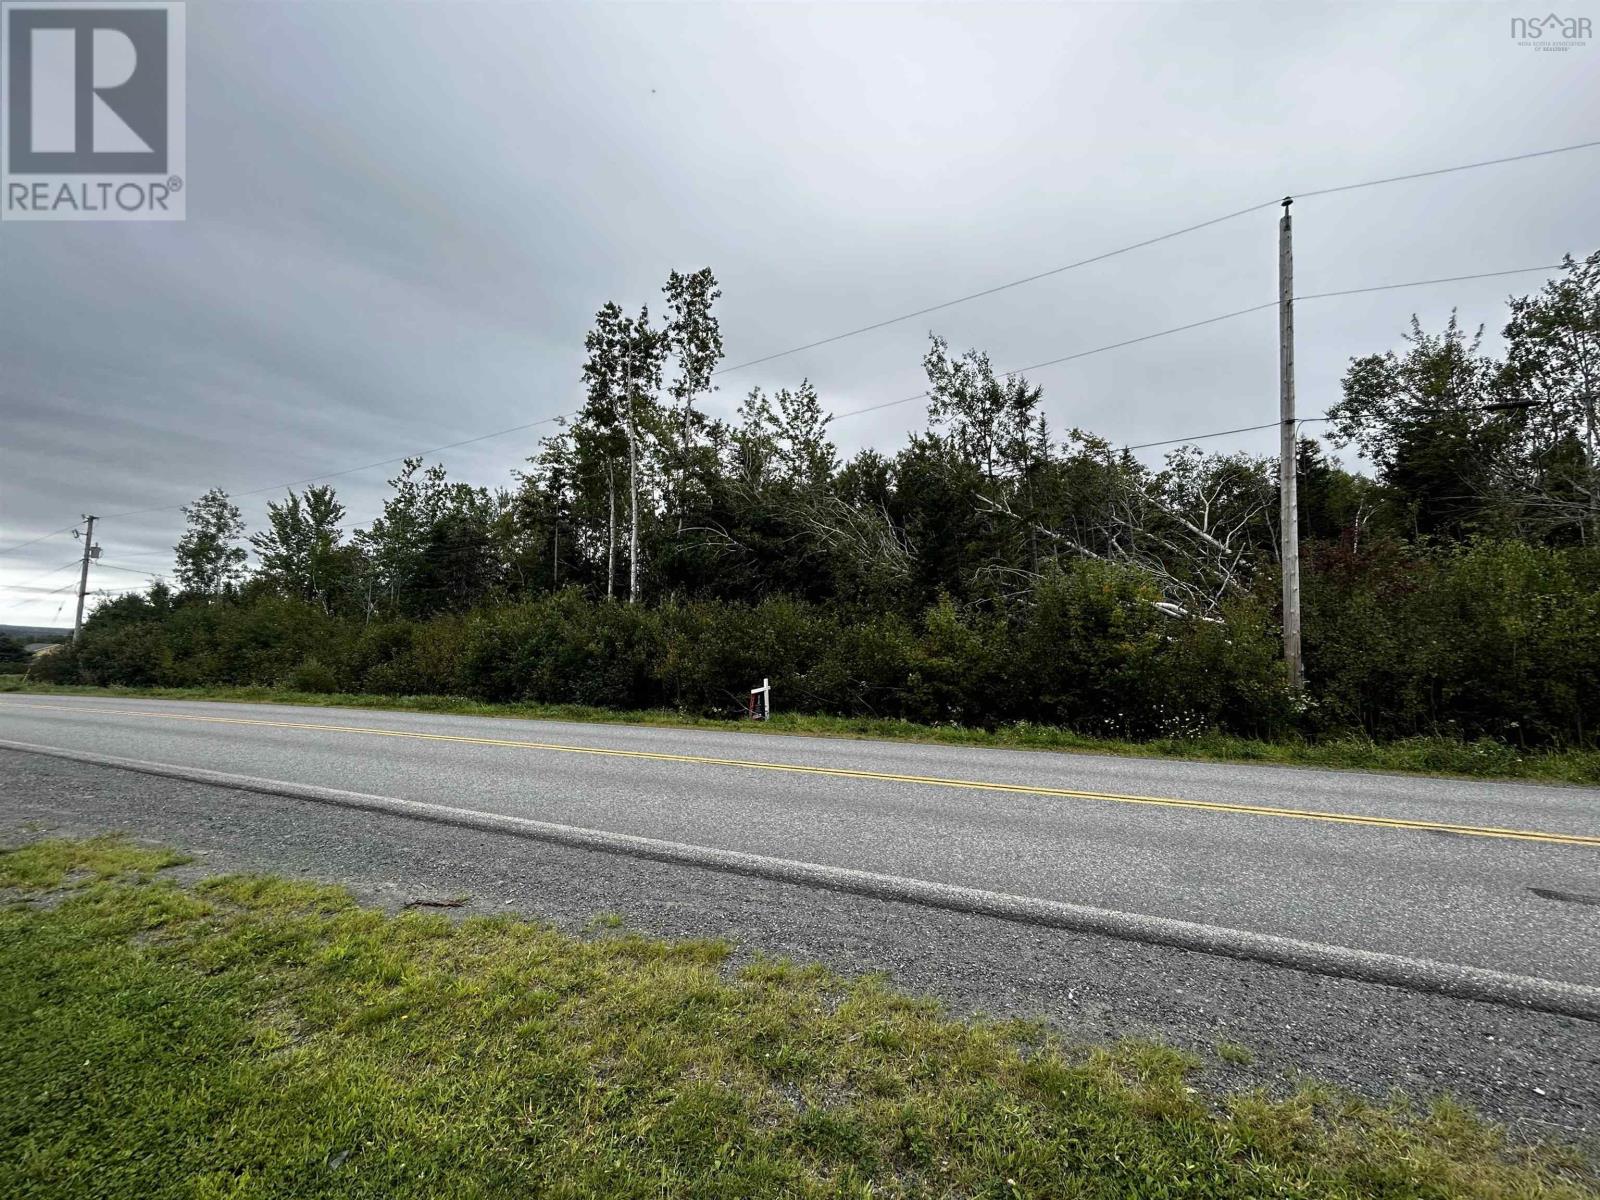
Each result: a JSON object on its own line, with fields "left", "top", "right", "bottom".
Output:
{"left": 72, "top": 514, "right": 99, "bottom": 643}
{"left": 625, "top": 353, "right": 639, "bottom": 604}
{"left": 1278, "top": 198, "right": 1303, "bottom": 690}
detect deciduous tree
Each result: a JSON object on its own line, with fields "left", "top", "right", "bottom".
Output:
{"left": 175, "top": 487, "right": 247, "bottom": 597}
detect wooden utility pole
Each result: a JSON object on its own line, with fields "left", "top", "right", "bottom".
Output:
{"left": 1278, "top": 199, "right": 1303, "bottom": 689}
{"left": 71, "top": 514, "right": 98, "bottom": 643}
{"left": 625, "top": 355, "right": 639, "bottom": 604}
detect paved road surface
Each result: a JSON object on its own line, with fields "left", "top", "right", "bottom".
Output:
{"left": 1, "top": 694, "right": 1596, "bottom": 985}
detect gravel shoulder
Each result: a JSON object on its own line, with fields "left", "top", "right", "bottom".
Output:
{"left": 2, "top": 745, "right": 1595, "bottom": 1146}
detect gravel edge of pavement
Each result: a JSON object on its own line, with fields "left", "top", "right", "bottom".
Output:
{"left": 1, "top": 749, "right": 1596, "bottom": 1147}
{"left": 4, "top": 736, "right": 1598, "bottom": 1022}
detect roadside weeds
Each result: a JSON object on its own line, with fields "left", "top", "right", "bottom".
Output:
{"left": 1, "top": 835, "right": 1595, "bottom": 1199}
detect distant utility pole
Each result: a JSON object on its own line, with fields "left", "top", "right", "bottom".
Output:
{"left": 72, "top": 514, "right": 99, "bottom": 643}
{"left": 1278, "top": 198, "right": 1303, "bottom": 690}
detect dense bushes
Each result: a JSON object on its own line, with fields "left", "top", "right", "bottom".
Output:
{"left": 463, "top": 596, "right": 661, "bottom": 707}
{"left": 37, "top": 562, "right": 1287, "bottom": 737}
{"left": 1011, "top": 568, "right": 1286, "bottom": 738}
{"left": 451, "top": 569, "right": 1293, "bottom": 736}
{"left": 34, "top": 543, "right": 1600, "bottom": 747}
{"left": 1303, "top": 539, "right": 1600, "bottom": 746}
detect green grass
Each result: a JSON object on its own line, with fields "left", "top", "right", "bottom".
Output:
{"left": 0, "top": 832, "right": 189, "bottom": 889}
{"left": 5, "top": 676, "right": 1599, "bottom": 785}
{"left": 1217, "top": 1041, "right": 1255, "bottom": 1067}
{"left": 0, "top": 837, "right": 1593, "bottom": 1198}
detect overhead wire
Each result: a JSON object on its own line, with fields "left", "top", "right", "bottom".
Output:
{"left": 99, "top": 416, "right": 565, "bottom": 520}
{"left": 712, "top": 139, "right": 1600, "bottom": 377}
{"left": 1122, "top": 417, "right": 1333, "bottom": 453}
{"left": 6, "top": 558, "right": 85, "bottom": 589}
{"left": 709, "top": 199, "right": 1283, "bottom": 376}
{"left": 8, "top": 137, "right": 1592, "bottom": 547}
{"left": 829, "top": 264, "right": 1561, "bottom": 424}
{"left": 15, "top": 258, "right": 1573, "bottom": 549}
{"left": 84, "top": 561, "right": 165, "bottom": 575}
{"left": 0, "top": 524, "right": 79, "bottom": 557}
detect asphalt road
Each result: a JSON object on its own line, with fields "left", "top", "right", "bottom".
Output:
{"left": 3, "top": 694, "right": 1597, "bottom": 987}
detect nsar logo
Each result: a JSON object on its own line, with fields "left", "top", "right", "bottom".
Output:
{"left": 1510, "top": 12, "right": 1591, "bottom": 51}
{"left": 1, "top": 1, "right": 185, "bottom": 221}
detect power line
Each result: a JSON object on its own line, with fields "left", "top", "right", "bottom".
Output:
{"left": 96, "top": 551, "right": 176, "bottom": 564}
{"left": 1122, "top": 417, "right": 1333, "bottom": 453}
{"left": 76, "top": 257, "right": 1562, "bottom": 541}
{"left": 89, "top": 562, "right": 164, "bottom": 575}
{"left": 710, "top": 200, "right": 1282, "bottom": 376}
{"left": 6, "top": 558, "right": 85, "bottom": 589}
{"left": 16, "top": 405, "right": 1341, "bottom": 600}
{"left": 1122, "top": 420, "right": 1274, "bottom": 451}
{"left": 81, "top": 252, "right": 1568, "bottom": 524}
{"left": 829, "top": 263, "right": 1561, "bottom": 424}
{"left": 1008, "top": 264, "right": 1561, "bottom": 379}
{"left": 230, "top": 418, "right": 564, "bottom": 499}
{"left": 2, "top": 579, "right": 83, "bottom": 596}
{"left": 0, "top": 573, "right": 145, "bottom": 597}
{"left": 6, "top": 139, "right": 1589, "bottom": 544}
{"left": 0, "top": 411, "right": 1341, "bottom": 604}
{"left": 1001, "top": 302, "right": 1278, "bottom": 377}
{"left": 1297, "top": 264, "right": 1564, "bottom": 302}
{"left": 2, "top": 583, "right": 141, "bottom": 596}
{"left": 100, "top": 416, "right": 564, "bottom": 520}
{"left": 0, "top": 524, "right": 78, "bottom": 557}
{"left": 713, "top": 139, "right": 1600, "bottom": 378}
{"left": 1295, "top": 140, "right": 1600, "bottom": 201}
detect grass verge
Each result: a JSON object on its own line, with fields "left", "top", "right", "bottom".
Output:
{"left": 1, "top": 836, "right": 1594, "bottom": 1198}
{"left": 3, "top": 676, "right": 1598, "bottom": 785}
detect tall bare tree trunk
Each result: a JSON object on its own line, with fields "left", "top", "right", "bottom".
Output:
{"left": 677, "top": 400, "right": 693, "bottom": 533}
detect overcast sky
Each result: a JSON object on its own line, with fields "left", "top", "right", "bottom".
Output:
{"left": 2, "top": 1, "right": 1596, "bottom": 626}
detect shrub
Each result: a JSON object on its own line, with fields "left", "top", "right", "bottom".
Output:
{"left": 348, "top": 621, "right": 419, "bottom": 694}
{"left": 346, "top": 617, "right": 468, "bottom": 697}
{"left": 27, "top": 644, "right": 82, "bottom": 685}
{"left": 1427, "top": 540, "right": 1600, "bottom": 745}
{"left": 461, "top": 591, "right": 663, "bottom": 707}
{"left": 901, "top": 597, "right": 1016, "bottom": 727}
{"left": 657, "top": 596, "right": 832, "bottom": 716}
{"left": 71, "top": 623, "right": 172, "bottom": 687}
{"left": 406, "top": 615, "right": 469, "bottom": 695}
{"left": 1154, "top": 593, "right": 1292, "bottom": 740}
{"left": 807, "top": 612, "right": 919, "bottom": 717}
{"left": 1303, "top": 538, "right": 1600, "bottom": 745}
{"left": 1016, "top": 563, "right": 1163, "bottom": 735}
{"left": 285, "top": 659, "right": 338, "bottom": 694}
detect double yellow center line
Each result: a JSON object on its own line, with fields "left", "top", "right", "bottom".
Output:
{"left": 5, "top": 700, "right": 1599, "bottom": 848}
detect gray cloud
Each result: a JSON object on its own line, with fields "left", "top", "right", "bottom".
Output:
{"left": 3, "top": 1, "right": 1596, "bottom": 623}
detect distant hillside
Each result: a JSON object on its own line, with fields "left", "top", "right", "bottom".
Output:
{"left": 0, "top": 625, "right": 70, "bottom": 643}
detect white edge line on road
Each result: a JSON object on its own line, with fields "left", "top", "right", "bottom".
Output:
{"left": 3, "top": 737, "right": 1597, "bottom": 1022}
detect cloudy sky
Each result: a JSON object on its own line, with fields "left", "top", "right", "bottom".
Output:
{"left": 1, "top": 0, "right": 1595, "bottom": 626}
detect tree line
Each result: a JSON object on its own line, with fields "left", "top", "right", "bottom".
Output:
{"left": 41, "top": 253, "right": 1600, "bottom": 746}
